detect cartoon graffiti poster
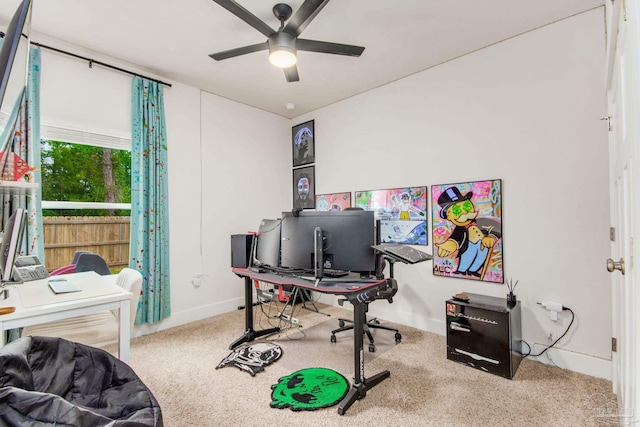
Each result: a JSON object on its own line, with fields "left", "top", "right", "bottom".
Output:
{"left": 315, "top": 192, "right": 352, "bottom": 211}
{"left": 431, "top": 179, "right": 503, "bottom": 283}
{"left": 355, "top": 186, "right": 428, "bottom": 245}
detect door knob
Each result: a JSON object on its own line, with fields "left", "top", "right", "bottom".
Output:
{"left": 606, "top": 258, "right": 625, "bottom": 275}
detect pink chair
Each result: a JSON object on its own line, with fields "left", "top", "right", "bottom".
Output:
{"left": 49, "top": 264, "right": 77, "bottom": 276}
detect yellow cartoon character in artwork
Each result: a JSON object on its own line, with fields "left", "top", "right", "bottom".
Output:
{"left": 436, "top": 187, "right": 501, "bottom": 279}
{"left": 393, "top": 192, "right": 422, "bottom": 220}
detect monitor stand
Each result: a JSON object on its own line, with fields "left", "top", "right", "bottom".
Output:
{"left": 313, "top": 226, "right": 324, "bottom": 287}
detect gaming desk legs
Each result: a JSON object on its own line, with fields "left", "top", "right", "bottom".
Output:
{"left": 229, "top": 276, "right": 280, "bottom": 350}
{"left": 337, "top": 298, "right": 391, "bottom": 415}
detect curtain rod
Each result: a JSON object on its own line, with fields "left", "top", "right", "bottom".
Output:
{"left": 32, "top": 41, "right": 172, "bottom": 87}
{"left": 1, "top": 31, "right": 172, "bottom": 87}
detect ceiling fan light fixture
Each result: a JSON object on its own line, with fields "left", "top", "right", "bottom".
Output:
{"left": 268, "top": 32, "right": 297, "bottom": 68}
{"left": 269, "top": 49, "right": 297, "bottom": 68}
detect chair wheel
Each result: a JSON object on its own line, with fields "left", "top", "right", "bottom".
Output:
{"left": 338, "top": 320, "right": 345, "bottom": 328}
{"left": 395, "top": 332, "right": 402, "bottom": 343}
{"left": 369, "top": 344, "right": 376, "bottom": 352}
{"left": 331, "top": 334, "right": 336, "bottom": 343}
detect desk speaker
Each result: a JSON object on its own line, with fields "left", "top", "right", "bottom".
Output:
{"left": 231, "top": 234, "right": 254, "bottom": 268}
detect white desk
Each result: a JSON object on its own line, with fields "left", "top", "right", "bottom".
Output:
{"left": 0, "top": 271, "right": 132, "bottom": 362}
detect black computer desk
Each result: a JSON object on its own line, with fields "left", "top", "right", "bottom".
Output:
{"left": 231, "top": 267, "right": 396, "bottom": 415}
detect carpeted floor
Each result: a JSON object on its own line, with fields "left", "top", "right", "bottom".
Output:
{"left": 104, "top": 302, "right": 617, "bottom": 426}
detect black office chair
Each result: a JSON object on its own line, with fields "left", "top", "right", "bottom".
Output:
{"left": 331, "top": 251, "right": 402, "bottom": 352}
{"left": 330, "top": 305, "right": 401, "bottom": 352}
{"left": 71, "top": 250, "right": 92, "bottom": 265}
{"left": 75, "top": 253, "right": 112, "bottom": 275}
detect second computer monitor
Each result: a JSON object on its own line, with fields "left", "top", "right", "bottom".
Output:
{"left": 280, "top": 210, "right": 376, "bottom": 274}
{"left": 254, "top": 219, "right": 282, "bottom": 268}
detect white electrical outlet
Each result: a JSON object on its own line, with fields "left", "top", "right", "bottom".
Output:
{"left": 192, "top": 274, "right": 202, "bottom": 288}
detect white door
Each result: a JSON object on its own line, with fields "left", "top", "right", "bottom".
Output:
{"left": 606, "top": 0, "right": 639, "bottom": 422}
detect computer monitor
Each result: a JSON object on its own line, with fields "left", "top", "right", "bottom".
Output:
{"left": 0, "top": 207, "right": 27, "bottom": 282}
{"left": 252, "top": 218, "right": 282, "bottom": 269}
{"left": 0, "top": 0, "right": 31, "bottom": 109}
{"left": 280, "top": 210, "right": 376, "bottom": 275}
{"left": 0, "top": 0, "right": 32, "bottom": 178}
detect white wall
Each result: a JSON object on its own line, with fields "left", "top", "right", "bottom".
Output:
{"left": 40, "top": 48, "right": 130, "bottom": 138}
{"left": 293, "top": 8, "right": 611, "bottom": 378}
{"left": 36, "top": 8, "right": 610, "bottom": 378}
{"left": 38, "top": 42, "right": 290, "bottom": 333}
{"left": 143, "top": 84, "right": 291, "bottom": 332}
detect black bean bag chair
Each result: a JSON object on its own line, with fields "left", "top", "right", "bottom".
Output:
{"left": 0, "top": 336, "right": 163, "bottom": 426}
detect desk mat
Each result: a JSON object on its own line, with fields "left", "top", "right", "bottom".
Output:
{"left": 17, "top": 277, "right": 121, "bottom": 308}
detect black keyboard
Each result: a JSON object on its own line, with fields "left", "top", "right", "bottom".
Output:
{"left": 372, "top": 244, "right": 433, "bottom": 264}
{"left": 323, "top": 269, "right": 349, "bottom": 278}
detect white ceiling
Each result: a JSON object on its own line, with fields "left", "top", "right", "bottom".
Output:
{"left": 0, "top": 0, "right": 604, "bottom": 119}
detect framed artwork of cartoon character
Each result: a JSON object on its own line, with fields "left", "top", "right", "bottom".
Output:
{"left": 431, "top": 179, "right": 503, "bottom": 283}
{"left": 293, "top": 166, "right": 315, "bottom": 210}
{"left": 292, "top": 120, "right": 314, "bottom": 167}
{"left": 355, "top": 186, "right": 428, "bottom": 245}
{"left": 315, "top": 192, "right": 351, "bottom": 211}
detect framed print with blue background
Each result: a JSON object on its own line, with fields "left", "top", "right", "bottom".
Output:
{"left": 316, "top": 192, "right": 351, "bottom": 211}
{"left": 431, "top": 179, "right": 503, "bottom": 284}
{"left": 355, "top": 186, "right": 427, "bottom": 245}
{"left": 292, "top": 120, "right": 314, "bottom": 167}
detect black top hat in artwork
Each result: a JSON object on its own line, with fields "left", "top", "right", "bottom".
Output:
{"left": 437, "top": 186, "right": 473, "bottom": 219}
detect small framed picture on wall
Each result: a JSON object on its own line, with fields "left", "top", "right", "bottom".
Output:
{"left": 293, "top": 166, "right": 315, "bottom": 210}
{"left": 292, "top": 120, "right": 314, "bottom": 167}
{"left": 316, "top": 192, "right": 352, "bottom": 211}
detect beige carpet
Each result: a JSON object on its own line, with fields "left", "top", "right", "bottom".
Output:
{"left": 104, "top": 303, "right": 617, "bottom": 427}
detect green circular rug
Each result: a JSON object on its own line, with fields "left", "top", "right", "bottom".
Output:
{"left": 270, "top": 367, "right": 350, "bottom": 411}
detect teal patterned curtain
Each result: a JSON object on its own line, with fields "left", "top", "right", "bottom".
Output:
{"left": 0, "top": 46, "right": 44, "bottom": 262}
{"left": 4, "top": 47, "right": 42, "bottom": 343}
{"left": 130, "top": 77, "right": 170, "bottom": 324}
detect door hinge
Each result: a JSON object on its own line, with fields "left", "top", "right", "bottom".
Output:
{"left": 601, "top": 116, "right": 612, "bottom": 131}
{"left": 610, "top": 227, "right": 616, "bottom": 241}
{"left": 612, "top": 337, "right": 618, "bottom": 352}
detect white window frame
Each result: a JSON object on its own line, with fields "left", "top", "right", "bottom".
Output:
{"left": 40, "top": 124, "right": 132, "bottom": 211}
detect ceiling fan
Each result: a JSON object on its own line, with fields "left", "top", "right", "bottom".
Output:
{"left": 209, "top": 0, "right": 365, "bottom": 82}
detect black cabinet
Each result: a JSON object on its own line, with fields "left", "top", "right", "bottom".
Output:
{"left": 446, "top": 293, "right": 522, "bottom": 379}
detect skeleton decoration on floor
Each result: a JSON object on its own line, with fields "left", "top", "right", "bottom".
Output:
{"left": 216, "top": 342, "right": 282, "bottom": 376}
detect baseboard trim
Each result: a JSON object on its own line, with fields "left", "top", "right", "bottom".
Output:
{"left": 530, "top": 343, "right": 612, "bottom": 380}
{"left": 329, "top": 304, "right": 612, "bottom": 380}
{"left": 132, "top": 297, "right": 244, "bottom": 338}
{"left": 133, "top": 298, "right": 611, "bottom": 381}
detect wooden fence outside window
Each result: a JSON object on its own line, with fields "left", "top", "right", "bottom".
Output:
{"left": 43, "top": 216, "right": 130, "bottom": 273}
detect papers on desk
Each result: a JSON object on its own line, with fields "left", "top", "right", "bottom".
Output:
{"left": 48, "top": 279, "right": 81, "bottom": 294}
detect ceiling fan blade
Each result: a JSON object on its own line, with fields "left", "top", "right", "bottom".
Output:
{"left": 283, "top": 0, "right": 330, "bottom": 37}
{"left": 209, "top": 42, "right": 268, "bottom": 61}
{"left": 297, "top": 39, "right": 365, "bottom": 57}
{"left": 211, "top": 0, "right": 275, "bottom": 37}
{"left": 284, "top": 65, "right": 299, "bottom": 83}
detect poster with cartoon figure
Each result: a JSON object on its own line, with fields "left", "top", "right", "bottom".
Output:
{"left": 355, "top": 186, "right": 428, "bottom": 245}
{"left": 315, "top": 192, "right": 351, "bottom": 211}
{"left": 432, "top": 179, "right": 503, "bottom": 283}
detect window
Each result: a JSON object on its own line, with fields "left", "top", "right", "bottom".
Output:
{"left": 40, "top": 125, "right": 131, "bottom": 216}
{"left": 39, "top": 125, "right": 132, "bottom": 272}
